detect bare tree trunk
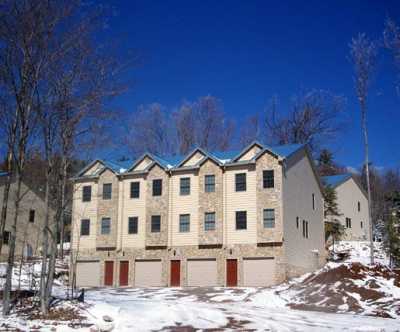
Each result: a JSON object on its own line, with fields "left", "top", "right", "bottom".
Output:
{"left": 59, "top": 158, "right": 67, "bottom": 259}
{"left": 45, "top": 220, "right": 57, "bottom": 308}
{"left": 3, "top": 171, "right": 22, "bottom": 316}
{"left": 362, "top": 107, "right": 374, "bottom": 264}
{"left": 39, "top": 173, "right": 51, "bottom": 314}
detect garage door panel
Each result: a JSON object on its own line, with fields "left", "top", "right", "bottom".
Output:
{"left": 187, "top": 259, "right": 217, "bottom": 286}
{"left": 76, "top": 261, "right": 100, "bottom": 287}
{"left": 243, "top": 258, "right": 275, "bottom": 287}
{"left": 134, "top": 260, "right": 162, "bottom": 287}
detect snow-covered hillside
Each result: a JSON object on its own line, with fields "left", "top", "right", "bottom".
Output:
{"left": 0, "top": 241, "right": 399, "bottom": 331}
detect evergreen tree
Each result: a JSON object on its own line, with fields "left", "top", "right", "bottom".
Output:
{"left": 384, "top": 209, "right": 400, "bottom": 268}
{"left": 324, "top": 185, "right": 344, "bottom": 247}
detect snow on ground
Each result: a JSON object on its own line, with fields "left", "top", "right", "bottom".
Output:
{"left": 1, "top": 241, "right": 399, "bottom": 331}
{"left": 331, "top": 241, "right": 389, "bottom": 265}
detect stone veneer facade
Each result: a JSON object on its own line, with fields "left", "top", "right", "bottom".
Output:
{"left": 96, "top": 170, "right": 119, "bottom": 249}
{"left": 145, "top": 165, "right": 169, "bottom": 247}
{"left": 198, "top": 160, "right": 224, "bottom": 245}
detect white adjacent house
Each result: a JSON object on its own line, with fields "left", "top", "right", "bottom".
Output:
{"left": 323, "top": 174, "right": 370, "bottom": 241}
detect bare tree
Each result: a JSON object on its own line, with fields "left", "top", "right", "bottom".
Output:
{"left": 239, "top": 114, "right": 261, "bottom": 148}
{"left": 384, "top": 18, "right": 400, "bottom": 95}
{"left": 264, "top": 90, "right": 345, "bottom": 154}
{"left": 126, "top": 103, "right": 177, "bottom": 157}
{"left": 174, "top": 102, "right": 196, "bottom": 155}
{"left": 126, "top": 96, "right": 234, "bottom": 157}
{"left": 350, "top": 33, "right": 378, "bottom": 265}
{"left": 194, "top": 96, "right": 234, "bottom": 152}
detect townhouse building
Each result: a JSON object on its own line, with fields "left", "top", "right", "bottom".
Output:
{"left": 323, "top": 173, "right": 370, "bottom": 241}
{"left": 0, "top": 173, "right": 55, "bottom": 261}
{"left": 71, "top": 142, "right": 326, "bottom": 288}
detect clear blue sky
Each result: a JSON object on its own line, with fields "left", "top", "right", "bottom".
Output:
{"left": 104, "top": 0, "right": 400, "bottom": 170}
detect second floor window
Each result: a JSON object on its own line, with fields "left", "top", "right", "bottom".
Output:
{"left": 153, "top": 179, "right": 162, "bottom": 196}
{"left": 312, "top": 193, "right": 315, "bottom": 210}
{"left": 302, "top": 220, "right": 309, "bottom": 238}
{"left": 263, "top": 170, "right": 274, "bottom": 188}
{"left": 296, "top": 216, "right": 299, "bottom": 229}
{"left": 205, "top": 175, "right": 215, "bottom": 192}
{"left": 151, "top": 215, "right": 161, "bottom": 232}
{"left": 346, "top": 217, "right": 352, "bottom": 228}
{"left": 360, "top": 221, "right": 363, "bottom": 229}
{"left": 130, "top": 182, "right": 140, "bottom": 198}
{"left": 236, "top": 211, "right": 247, "bottom": 230}
{"left": 128, "top": 217, "right": 138, "bottom": 234}
{"left": 29, "top": 209, "right": 35, "bottom": 223}
{"left": 358, "top": 201, "right": 361, "bottom": 212}
{"left": 80, "top": 219, "right": 90, "bottom": 236}
{"left": 103, "top": 183, "right": 112, "bottom": 200}
{"left": 235, "top": 173, "right": 246, "bottom": 192}
{"left": 263, "top": 209, "right": 275, "bottom": 228}
{"left": 3, "top": 231, "right": 10, "bottom": 245}
{"left": 101, "top": 217, "right": 111, "bottom": 234}
{"left": 179, "top": 214, "right": 190, "bottom": 232}
{"left": 204, "top": 212, "right": 215, "bottom": 231}
{"left": 82, "top": 185, "right": 91, "bottom": 202}
{"left": 180, "top": 177, "right": 190, "bottom": 195}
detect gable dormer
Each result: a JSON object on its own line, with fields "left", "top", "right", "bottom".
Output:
{"left": 131, "top": 156, "right": 153, "bottom": 171}
{"left": 234, "top": 142, "right": 264, "bottom": 162}
{"left": 175, "top": 148, "right": 207, "bottom": 168}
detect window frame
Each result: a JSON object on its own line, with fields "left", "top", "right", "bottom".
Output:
{"left": 204, "top": 212, "right": 216, "bottom": 231}
{"left": 152, "top": 179, "right": 162, "bottom": 196}
{"left": 302, "top": 220, "right": 309, "bottom": 238}
{"left": 235, "top": 173, "right": 247, "bottom": 192}
{"left": 29, "top": 209, "right": 35, "bottom": 223}
{"left": 263, "top": 170, "right": 274, "bottom": 188}
{"left": 102, "top": 183, "right": 112, "bottom": 200}
{"left": 204, "top": 175, "right": 215, "bottom": 193}
{"left": 101, "top": 217, "right": 111, "bottom": 235}
{"left": 263, "top": 209, "right": 275, "bottom": 228}
{"left": 128, "top": 216, "right": 138, "bottom": 234}
{"left": 180, "top": 177, "right": 191, "bottom": 196}
{"left": 151, "top": 215, "right": 161, "bottom": 233}
{"left": 130, "top": 181, "right": 140, "bottom": 199}
{"left": 179, "top": 214, "right": 190, "bottom": 232}
{"left": 312, "top": 193, "right": 315, "bottom": 210}
{"left": 346, "top": 217, "right": 352, "bottom": 228}
{"left": 80, "top": 219, "right": 90, "bottom": 236}
{"left": 235, "top": 211, "right": 247, "bottom": 230}
{"left": 3, "top": 231, "right": 10, "bottom": 245}
{"left": 82, "top": 185, "right": 92, "bottom": 202}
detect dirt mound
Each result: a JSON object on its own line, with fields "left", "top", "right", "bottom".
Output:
{"left": 283, "top": 262, "right": 400, "bottom": 319}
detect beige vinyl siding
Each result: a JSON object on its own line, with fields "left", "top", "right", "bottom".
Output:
{"left": 121, "top": 177, "right": 146, "bottom": 248}
{"left": 72, "top": 182, "right": 98, "bottom": 250}
{"left": 170, "top": 173, "right": 199, "bottom": 246}
{"left": 238, "top": 146, "right": 262, "bottom": 161}
{"left": 334, "top": 178, "right": 370, "bottom": 241}
{"left": 181, "top": 151, "right": 204, "bottom": 167}
{"left": 225, "top": 167, "right": 257, "bottom": 244}
{"left": 133, "top": 157, "right": 153, "bottom": 171}
{"left": 282, "top": 149, "right": 325, "bottom": 277}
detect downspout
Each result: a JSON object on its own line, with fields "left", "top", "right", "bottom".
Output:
{"left": 117, "top": 176, "right": 124, "bottom": 251}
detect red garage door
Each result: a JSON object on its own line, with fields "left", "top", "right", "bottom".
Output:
{"left": 104, "top": 261, "right": 114, "bottom": 286}
{"left": 119, "top": 261, "right": 129, "bottom": 286}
